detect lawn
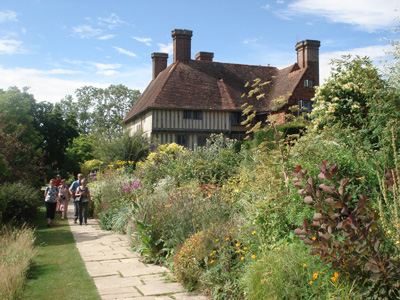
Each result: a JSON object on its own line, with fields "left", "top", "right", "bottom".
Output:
{"left": 22, "top": 205, "right": 101, "bottom": 300}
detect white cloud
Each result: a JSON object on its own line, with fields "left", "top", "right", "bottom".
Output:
{"left": 98, "top": 34, "right": 115, "bottom": 40}
{"left": 0, "top": 39, "right": 26, "bottom": 54}
{"left": 133, "top": 36, "right": 152, "bottom": 46}
{"left": 0, "top": 10, "right": 18, "bottom": 23}
{"left": 72, "top": 25, "right": 102, "bottom": 38}
{"left": 279, "top": 0, "right": 399, "bottom": 32}
{"left": 0, "top": 65, "right": 151, "bottom": 103}
{"left": 92, "top": 62, "right": 122, "bottom": 70}
{"left": 261, "top": 4, "right": 271, "bottom": 10}
{"left": 98, "top": 13, "right": 125, "bottom": 29}
{"left": 157, "top": 43, "right": 173, "bottom": 55}
{"left": 96, "top": 70, "right": 119, "bottom": 76}
{"left": 113, "top": 46, "right": 137, "bottom": 57}
{"left": 319, "top": 44, "right": 390, "bottom": 82}
{"left": 243, "top": 37, "right": 261, "bottom": 45}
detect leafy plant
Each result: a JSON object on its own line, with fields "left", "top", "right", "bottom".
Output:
{"left": 0, "top": 183, "right": 42, "bottom": 225}
{"left": 293, "top": 163, "right": 400, "bottom": 299}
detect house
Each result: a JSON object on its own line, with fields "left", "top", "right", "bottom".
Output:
{"left": 123, "top": 29, "right": 320, "bottom": 149}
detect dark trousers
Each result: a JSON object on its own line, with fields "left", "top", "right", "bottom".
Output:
{"left": 45, "top": 202, "right": 57, "bottom": 219}
{"left": 73, "top": 200, "right": 79, "bottom": 221}
{"left": 78, "top": 201, "right": 89, "bottom": 225}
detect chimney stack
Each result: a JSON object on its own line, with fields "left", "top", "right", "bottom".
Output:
{"left": 195, "top": 51, "right": 214, "bottom": 62}
{"left": 172, "top": 29, "right": 193, "bottom": 63}
{"left": 295, "top": 40, "right": 321, "bottom": 86}
{"left": 151, "top": 52, "right": 168, "bottom": 80}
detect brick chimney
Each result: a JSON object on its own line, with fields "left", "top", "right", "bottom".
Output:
{"left": 295, "top": 40, "right": 321, "bottom": 86}
{"left": 195, "top": 51, "right": 214, "bottom": 62}
{"left": 151, "top": 52, "right": 168, "bottom": 80}
{"left": 172, "top": 29, "right": 193, "bottom": 63}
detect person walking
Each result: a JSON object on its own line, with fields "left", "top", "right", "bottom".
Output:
{"left": 75, "top": 178, "right": 91, "bottom": 225}
{"left": 58, "top": 179, "right": 70, "bottom": 220}
{"left": 69, "top": 173, "right": 83, "bottom": 224}
{"left": 44, "top": 179, "right": 58, "bottom": 227}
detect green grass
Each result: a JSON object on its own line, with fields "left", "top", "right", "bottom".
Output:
{"left": 22, "top": 205, "right": 101, "bottom": 300}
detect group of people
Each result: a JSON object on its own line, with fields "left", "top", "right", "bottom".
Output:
{"left": 44, "top": 173, "right": 91, "bottom": 227}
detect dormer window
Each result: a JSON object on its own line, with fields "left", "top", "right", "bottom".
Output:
{"left": 304, "top": 79, "right": 313, "bottom": 88}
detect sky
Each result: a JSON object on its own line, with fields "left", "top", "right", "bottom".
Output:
{"left": 0, "top": 0, "right": 399, "bottom": 104}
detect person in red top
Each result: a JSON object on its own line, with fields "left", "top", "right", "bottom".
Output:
{"left": 55, "top": 174, "right": 62, "bottom": 187}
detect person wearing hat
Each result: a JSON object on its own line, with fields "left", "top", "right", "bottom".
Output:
{"left": 55, "top": 174, "right": 62, "bottom": 187}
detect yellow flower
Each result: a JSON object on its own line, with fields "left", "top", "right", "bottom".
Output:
{"left": 244, "top": 247, "right": 248, "bottom": 250}
{"left": 225, "top": 237, "right": 229, "bottom": 241}
{"left": 221, "top": 246, "right": 224, "bottom": 249}
{"left": 216, "top": 239, "right": 219, "bottom": 242}
{"left": 303, "top": 264, "right": 307, "bottom": 268}
{"left": 331, "top": 277, "right": 336, "bottom": 283}
{"left": 251, "top": 254, "right": 256, "bottom": 259}
{"left": 252, "top": 231, "right": 256, "bottom": 235}
{"left": 241, "top": 257, "right": 244, "bottom": 260}
{"left": 334, "top": 272, "right": 339, "bottom": 278}
{"left": 210, "top": 253, "right": 213, "bottom": 257}
{"left": 236, "top": 243, "right": 240, "bottom": 247}
{"left": 210, "top": 260, "right": 214, "bottom": 264}
{"left": 309, "top": 281, "right": 313, "bottom": 285}
{"left": 313, "top": 273, "right": 318, "bottom": 280}
{"left": 213, "top": 250, "right": 216, "bottom": 253}
{"left": 312, "top": 237, "right": 316, "bottom": 241}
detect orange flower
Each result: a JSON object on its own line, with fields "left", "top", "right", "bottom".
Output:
{"left": 241, "top": 257, "right": 244, "bottom": 260}
{"left": 251, "top": 254, "right": 256, "bottom": 259}
{"left": 302, "top": 264, "right": 307, "bottom": 268}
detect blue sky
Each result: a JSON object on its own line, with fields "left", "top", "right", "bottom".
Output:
{"left": 0, "top": 0, "right": 399, "bottom": 103}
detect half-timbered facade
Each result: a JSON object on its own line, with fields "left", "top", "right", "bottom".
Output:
{"left": 123, "top": 29, "right": 320, "bottom": 149}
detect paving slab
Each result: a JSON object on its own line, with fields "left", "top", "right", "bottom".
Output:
{"left": 67, "top": 202, "right": 208, "bottom": 300}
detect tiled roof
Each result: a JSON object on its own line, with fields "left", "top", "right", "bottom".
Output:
{"left": 123, "top": 59, "right": 308, "bottom": 123}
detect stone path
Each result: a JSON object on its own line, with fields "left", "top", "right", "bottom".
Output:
{"left": 67, "top": 204, "right": 209, "bottom": 300}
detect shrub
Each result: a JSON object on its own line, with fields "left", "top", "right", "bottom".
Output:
{"left": 293, "top": 163, "right": 400, "bottom": 299}
{"left": 0, "top": 225, "right": 37, "bottom": 300}
{"left": 173, "top": 231, "right": 207, "bottom": 291}
{"left": 0, "top": 183, "right": 42, "bottom": 225}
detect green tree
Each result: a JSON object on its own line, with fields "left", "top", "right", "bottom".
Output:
{"left": 33, "top": 102, "right": 79, "bottom": 177}
{"left": 310, "top": 55, "right": 400, "bottom": 149}
{"left": 0, "top": 87, "right": 42, "bottom": 147}
{"left": 74, "top": 84, "right": 141, "bottom": 139}
{"left": 63, "top": 135, "right": 96, "bottom": 176}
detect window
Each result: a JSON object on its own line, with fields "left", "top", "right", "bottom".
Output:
{"left": 304, "top": 79, "right": 313, "bottom": 88}
{"left": 176, "top": 134, "right": 188, "bottom": 147}
{"left": 183, "top": 110, "right": 192, "bottom": 119}
{"left": 183, "top": 110, "right": 202, "bottom": 120}
{"left": 298, "top": 100, "right": 312, "bottom": 120}
{"left": 231, "top": 112, "right": 246, "bottom": 125}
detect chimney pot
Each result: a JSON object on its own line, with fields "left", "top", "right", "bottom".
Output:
{"left": 172, "top": 29, "right": 193, "bottom": 63}
{"left": 295, "top": 40, "right": 321, "bottom": 86}
{"left": 151, "top": 52, "right": 168, "bottom": 80}
{"left": 195, "top": 51, "right": 214, "bottom": 61}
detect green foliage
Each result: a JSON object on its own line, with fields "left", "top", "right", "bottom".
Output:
{"left": 0, "top": 183, "right": 42, "bottom": 225}
{"left": 63, "top": 134, "right": 96, "bottom": 176}
{"left": 311, "top": 55, "right": 400, "bottom": 150}
{"left": 241, "top": 243, "right": 356, "bottom": 300}
{"left": 136, "top": 143, "right": 186, "bottom": 186}
{"left": 80, "top": 159, "right": 104, "bottom": 178}
{"left": 293, "top": 163, "right": 400, "bottom": 299}
{"left": 33, "top": 101, "right": 79, "bottom": 178}
{"left": 94, "top": 131, "right": 150, "bottom": 165}
{"left": 73, "top": 84, "right": 141, "bottom": 139}
{"left": 0, "top": 120, "right": 44, "bottom": 185}
{"left": 377, "top": 129, "right": 400, "bottom": 250}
